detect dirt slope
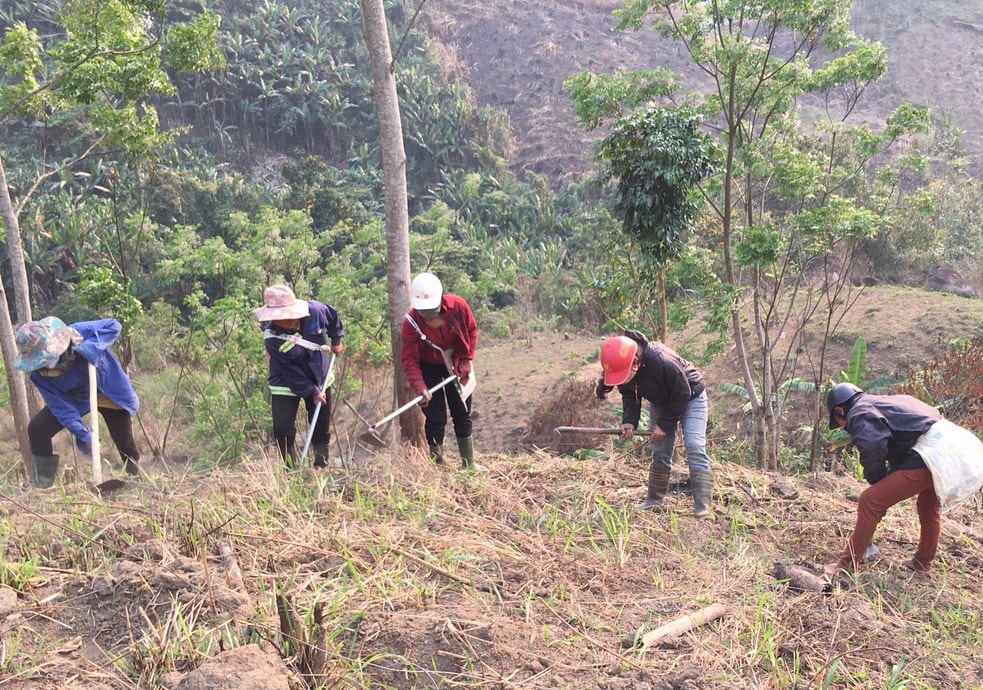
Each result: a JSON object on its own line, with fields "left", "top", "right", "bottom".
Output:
{"left": 3, "top": 437, "right": 982, "bottom": 689}
{"left": 428, "top": 0, "right": 983, "bottom": 181}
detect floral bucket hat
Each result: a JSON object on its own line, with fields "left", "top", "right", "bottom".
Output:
{"left": 14, "top": 317, "right": 83, "bottom": 372}
{"left": 254, "top": 284, "right": 310, "bottom": 322}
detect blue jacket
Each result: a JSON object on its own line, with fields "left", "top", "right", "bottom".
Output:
{"left": 29, "top": 319, "right": 139, "bottom": 449}
{"left": 264, "top": 301, "right": 344, "bottom": 398}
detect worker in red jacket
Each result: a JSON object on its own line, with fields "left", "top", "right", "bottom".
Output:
{"left": 400, "top": 272, "right": 478, "bottom": 469}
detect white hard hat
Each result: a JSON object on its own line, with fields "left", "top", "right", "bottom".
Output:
{"left": 411, "top": 272, "right": 442, "bottom": 310}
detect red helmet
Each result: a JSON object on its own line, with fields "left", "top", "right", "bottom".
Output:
{"left": 600, "top": 336, "right": 639, "bottom": 386}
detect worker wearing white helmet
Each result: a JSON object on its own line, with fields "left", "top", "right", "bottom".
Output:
{"left": 401, "top": 272, "right": 479, "bottom": 469}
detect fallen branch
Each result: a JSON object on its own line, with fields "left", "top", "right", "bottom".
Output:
{"left": 639, "top": 603, "right": 731, "bottom": 651}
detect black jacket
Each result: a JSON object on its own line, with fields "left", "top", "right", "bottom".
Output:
{"left": 845, "top": 393, "right": 940, "bottom": 484}
{"left": 618, "top": 342, "right": 705, "bottom": 432}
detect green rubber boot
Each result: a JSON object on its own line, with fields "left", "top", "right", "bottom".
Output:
{"left": 457, "top": 436, "right": 475, "bottom": 471}
{"left": 637, "top": 465, "right": 672, "bottom": 510}
{"left": 690, "top": 469, "right": 715, "bottom": 520}
{"left": 429, "top": 443, "right": 445, "bottom": 465}
{"left": 32, "top": 454, "right": 60, "bottom": 488}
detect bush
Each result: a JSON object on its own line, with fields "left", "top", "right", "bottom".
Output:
{"left": 896, "top": 336, "right": 983, "bottom": 430}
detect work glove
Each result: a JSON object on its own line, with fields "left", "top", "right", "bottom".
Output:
{"left": 455, "top": 358, "right": 472, "bottom": 385}
{"left": 595, "top": 378, "right": 613, "bottom": 400}
{"left": 76, "top": 429, "right": 93, "bottom": 456}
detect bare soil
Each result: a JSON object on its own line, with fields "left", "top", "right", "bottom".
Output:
{"left": 428, "top": 0, "right": 983, "bottom": 181}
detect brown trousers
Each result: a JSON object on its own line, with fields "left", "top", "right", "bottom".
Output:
{"left": 837, "top": 468, "right": 940, "bottom": 571}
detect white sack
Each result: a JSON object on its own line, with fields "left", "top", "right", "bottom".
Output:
{"left": 912, "top": 419, "right": 983, "bottom": 513}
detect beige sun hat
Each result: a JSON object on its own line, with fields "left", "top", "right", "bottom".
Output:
{"left": 254, "top": 285, "right": 310, "bottom": 322}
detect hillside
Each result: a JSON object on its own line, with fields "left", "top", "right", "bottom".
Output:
{"left": 1, "top": 288, "right": 982, "bottom": 689}
{"left": 427, "top": 0, "right": 983, "bottom": 182}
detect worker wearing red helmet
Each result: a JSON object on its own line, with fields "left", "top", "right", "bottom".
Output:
{"left": 598, "top": 331, "right": 713, "bottom": 519}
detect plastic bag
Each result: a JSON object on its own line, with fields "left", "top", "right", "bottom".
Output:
{"left": 912, "top": 419, "right": 983, "bottom": 513}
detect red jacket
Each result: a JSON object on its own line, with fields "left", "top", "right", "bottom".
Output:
{"left": 400, "top": 293, "right": 478, "bottom": 395}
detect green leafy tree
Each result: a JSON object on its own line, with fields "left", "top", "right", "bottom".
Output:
{"left": 0, "top": 0, "right": 224, "bottom": 473}
{"left": 570, "top": 0, "right": 930, "bottom": 469}
{"left": 597, "top": 105, "right": 716, "bottom": 339}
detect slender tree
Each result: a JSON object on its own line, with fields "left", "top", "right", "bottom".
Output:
{"left": 359, "top": 0, "right": 424, "bottom": 446}
{"left": 0, "top": 2, "right": 223, "bottom": 475}
{"left": 571, "top": 0, "right": 929, "bottom": 468}
{"left": 597, "top": 106, "right": 716, "bottom": 340}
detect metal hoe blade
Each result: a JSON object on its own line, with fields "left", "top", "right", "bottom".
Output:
{"left": 92, "top": 478, "right": 127, "bottom": 494}
{"left": 358, "top": 426, "right": 389, "bottom": 448}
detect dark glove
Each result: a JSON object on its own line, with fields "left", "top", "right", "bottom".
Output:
{"left": 455, "top": 358, "right": 472, "bottom": 385}
{"left": 595, "top": 378, "right": 613, "bottom": 400}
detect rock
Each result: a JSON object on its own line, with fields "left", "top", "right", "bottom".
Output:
{"left": 926, "top": 265, "right": 978, "bottom": 298}
{"left": 91, "top": 573, "right": 115, "bottom": 597}
{"left": 769, "top": 477, "right": 799, "bottom": 500}
{"left": 174, "top": 644, "right": 293, "bottom": 690}
{"left": 0, "top": 586, "right": 17, "bottom": 616}
{"left": 160, "top": 671, "right": 185, "bottom": 689}
{"left": 151, "top": 570, "right": 191, "bottom": 591}
{"left": 124, "top": 538, "right": 167, "bottom": 562}
{"left": 771, "top": 561, "right": 831, "bottom": 594}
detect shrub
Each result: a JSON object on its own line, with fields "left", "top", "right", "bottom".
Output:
{"left": 897, "top": 336, "right": 983, "bottom": 430}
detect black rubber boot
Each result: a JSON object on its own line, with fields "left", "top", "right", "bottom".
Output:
{"left": 457, "top": 436, "right": 474, "bottom": 471}
{"left": 429, "top": 443, "right": 445, "bottom": 465}
{"left": 313, "top": 441, "right": 330, "bottom": 469}
{"left": 637, "top": 465, "right": 672, "bottom": 510}
{"left": 690, "top": 469, "right": 715, "bottom": 520}
{"left": 32, "top": 454, "right": 60, "bottom": 488}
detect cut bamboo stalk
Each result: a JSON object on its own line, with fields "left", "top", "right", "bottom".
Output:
{"left": 639, "top": 603, "right": 731, "bottom": 651}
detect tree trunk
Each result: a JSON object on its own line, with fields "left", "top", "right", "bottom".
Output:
{"left": 657, "top": 267, "right": 668, "bottom": 342}
{"left": 359, "top": 0, "right": 424, "bottom": 447}
{"left": 0, "top": 155, "right": 36, "bottom": 476}
{"left": 0, "top": 156, "right": 43, "bottom": 418}
{"left": 0, "top": 157, "right": 33, "bottom": 324}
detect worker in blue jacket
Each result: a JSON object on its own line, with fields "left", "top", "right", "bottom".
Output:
{"left": 14, "top": 317, "right": 140, "bottom": 487}
{"left": 256, "top": 284, "right": 344, "bottom": 469}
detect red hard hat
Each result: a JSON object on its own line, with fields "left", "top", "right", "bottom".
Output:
{"left": 600, "top": 336, "right": 639, "bottom": 386}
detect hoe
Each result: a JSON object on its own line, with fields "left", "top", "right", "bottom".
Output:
{"left": 359, "top": 374, "right": 458, "bottom": 448}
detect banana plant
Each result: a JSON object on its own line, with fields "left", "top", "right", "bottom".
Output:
{"left": 825, "top": 337, "right": 901, "bottom": 449}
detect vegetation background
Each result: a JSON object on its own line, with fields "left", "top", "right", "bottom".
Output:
{"left": 0, "top": 0, "right": 982, "bottom": 688}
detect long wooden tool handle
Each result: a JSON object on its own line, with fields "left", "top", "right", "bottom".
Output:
{"left": 299, "top": 353, "right": 338, "bottom": 463}
{"left": 88, "top": 362, "right": 102, "bottom": 484}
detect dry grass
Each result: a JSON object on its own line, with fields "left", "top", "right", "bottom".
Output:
{"left": 2, "top": 444, "right": 981, "bottom": 689}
